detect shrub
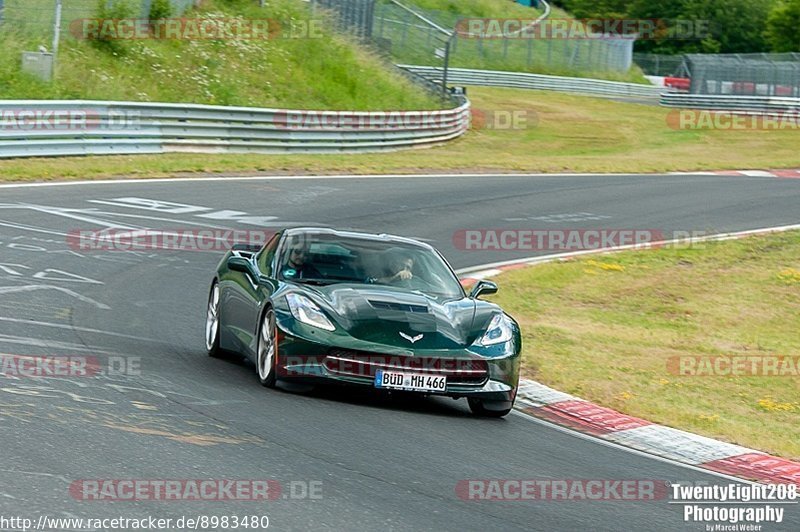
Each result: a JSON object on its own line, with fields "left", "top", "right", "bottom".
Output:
{"left": 149, "top": 0, "right": 173, "bottom": 20}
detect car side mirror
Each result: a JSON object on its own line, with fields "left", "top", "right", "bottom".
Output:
{"left": 469, "top": 280, "right": 498, "bottom": 299}
{"left": 227, "top": 256, "right": 252, "bottom": 274}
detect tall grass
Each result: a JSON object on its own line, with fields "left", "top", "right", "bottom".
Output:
{"left": 0, "top": 0, "right": 442, "bottom": 110}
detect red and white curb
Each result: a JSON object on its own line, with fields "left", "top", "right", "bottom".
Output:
{"left": 457, "top": 224, "right": 800, "bottom": 486}
{"left": 670, "top": 169, "right": 800, "bottom": 179}
{"left": 515, "top": 381, "right": 800, "bottom": 486}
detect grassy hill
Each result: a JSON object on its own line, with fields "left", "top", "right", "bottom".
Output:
{"left": 0, "top": 0, "right": 442, "bottom": 110}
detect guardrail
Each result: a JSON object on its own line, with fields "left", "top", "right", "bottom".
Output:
{"left": 0, "top": 99, "right": 470, "bottom": 159}
{"left": 400, "top": 65, "right": 664, "bottom": 99}
{"left": 660, "top": 93, "right": 800, "bottom": 112}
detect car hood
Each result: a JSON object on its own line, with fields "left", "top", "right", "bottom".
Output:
{"left": 300, "top": 284, "right": 488, "bottom": 349}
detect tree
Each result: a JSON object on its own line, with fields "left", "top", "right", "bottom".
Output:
{"left": 553, "top": 0, "right": 630, "bottom": 19}
{"left": 557, "top": 0, "right": 778, "bottom": 54}
{"left": 765, "top": 0, "right": 800, "bottom": 52}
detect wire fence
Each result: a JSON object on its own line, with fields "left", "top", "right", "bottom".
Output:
{"left": 312, "top": 0, "right": 375, "bottom": 39}
{"left": 684, "top": 53, "right": 800, "bottom": 96}
{"left": 633, "top": 53, "right": 686, "bottom": 77}
{"left": 309, "top": 0, "right": 459, "bottom": 102}
{"left": 372, "top": 0, "right": 634, "bottom": 74}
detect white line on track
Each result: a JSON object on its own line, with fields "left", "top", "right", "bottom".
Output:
{"left": 0, "top": 219, "right": 71, "bottom": 238}
{"left": 0, "top": 285, "right": 110, "bottom": 310}
{"left": 0, "top": 317, "right": 159, "bottom": 343}
{"left": 15, "top": 204, "right": 138, "bottom": 230}
{"left": 0, "top": 334, "right": 118, "bottom": 353}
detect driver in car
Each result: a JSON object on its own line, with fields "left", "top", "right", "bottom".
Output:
{"left": 282, "top": 244, "right": 322, "bottom": 280}
{"left": 377, "top": 256, "right": 414, "bottom": 284}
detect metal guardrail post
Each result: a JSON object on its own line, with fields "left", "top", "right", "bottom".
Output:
{"left": 441, "top": 31, "right": 456, "bottom": 101}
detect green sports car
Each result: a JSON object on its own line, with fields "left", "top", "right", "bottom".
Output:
{"left": 205, "top": 228, "right": 521, "bottom": 417}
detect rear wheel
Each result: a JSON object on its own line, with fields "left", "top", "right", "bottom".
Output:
{"left": 468, "top": 398, "right": 513, "bottom": 418}
{"left": 205, "top": 283, "right": 223, "bottom": 357}
{"left": 257, "top": 308, "right": 277, "bottom": 388}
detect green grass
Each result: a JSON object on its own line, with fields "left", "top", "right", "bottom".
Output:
{"left": 0, "top": 0, "right": 441, "bottom": 110}
{"left": 486, "top": 231, "right": 800, "bottom": 459}
{"left": 3, "top": 87, "right": 800, "bottom": 182}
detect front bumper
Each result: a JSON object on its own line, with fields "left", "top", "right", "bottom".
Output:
{"left": 274, "top": 317, "right": 520, "bottom": 403}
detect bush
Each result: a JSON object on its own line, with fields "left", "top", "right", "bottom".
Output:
{"left": 93, "top": 0, "right": 138, "bottom": 54}
{"left": 96, "top": 0, "right": 138, "bottom": 19}
{"left": 149, "top": 0, "right": 173, "bottom": 20}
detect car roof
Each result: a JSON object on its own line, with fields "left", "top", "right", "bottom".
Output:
{"left": 282, "top": 227, "right": 435, "bottom": 251}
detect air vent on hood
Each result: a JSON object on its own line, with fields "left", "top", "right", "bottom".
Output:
{"left": 368, "top": 300, "right": 429, "bottom": 313}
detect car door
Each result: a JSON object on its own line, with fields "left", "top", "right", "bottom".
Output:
{"left": 220, "top": 234, "right": 279, "bottom": 357}
{"left": 241, "top": 233, "right": 282, "bottom": 358}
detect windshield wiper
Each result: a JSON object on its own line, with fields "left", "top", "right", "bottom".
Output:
{"left": 292, "top": 278, "right": 339, "bottom": 286}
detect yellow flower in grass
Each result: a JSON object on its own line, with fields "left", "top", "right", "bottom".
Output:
{"left": 757, "top": 397, "right": 798, "bottom": 412}
{"left": 584, "top": 259, "right": 625, "bottom": 273}
{"left": 615, "top": 391, "right": 634, "bottom": 401}
{"left": 777, "top": 268, "right": 800, "bottom": 284}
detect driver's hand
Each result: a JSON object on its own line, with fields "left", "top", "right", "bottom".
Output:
{"left": 395, "top": 269, "right": 413, "bottom": 281}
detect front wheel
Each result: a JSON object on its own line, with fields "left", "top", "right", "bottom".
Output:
{"left": 205, "top": 282, "right": 223, "bottom": 357}
{"left": 468, "top": 398, "right": 513, "bottom": 418}
{"left": 257, "top": 308, "right": 278, "bottom": 388}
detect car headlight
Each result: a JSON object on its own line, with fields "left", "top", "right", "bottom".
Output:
{"left": 475, "top": 313, "right": 513, "bottom": 346}
{"left": 286, "top": 293, "right": 335, "bottom": 331}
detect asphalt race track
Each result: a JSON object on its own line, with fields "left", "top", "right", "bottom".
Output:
{"left": 0, "top": 173, "right": 798, "bottom": 531}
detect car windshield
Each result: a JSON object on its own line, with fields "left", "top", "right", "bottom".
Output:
{"left": 277, "top": 233, "right": 464, "bottom": 298}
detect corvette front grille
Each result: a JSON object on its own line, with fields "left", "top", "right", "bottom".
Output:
{"left": 323, "top": 348, "right": 489, "bottom": 386}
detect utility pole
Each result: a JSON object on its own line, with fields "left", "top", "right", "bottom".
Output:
{"left": 52, "top": 0, "right": 63, "bottom": 78}
{"left": 441, "top": 31, "right": 457, "bottom": 101}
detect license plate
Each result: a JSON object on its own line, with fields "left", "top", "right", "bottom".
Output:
{"left": 374, "top": 370, "right": 447, "bottom": 392}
